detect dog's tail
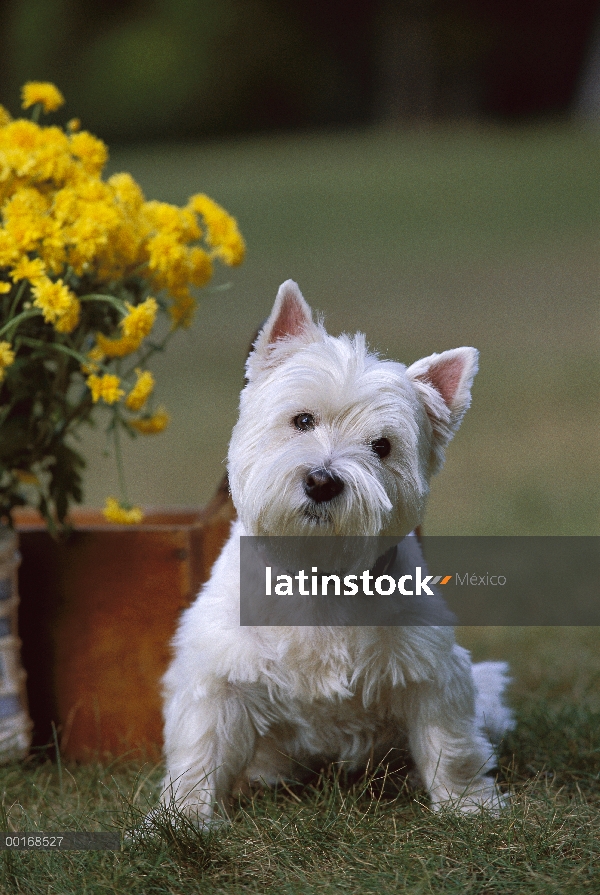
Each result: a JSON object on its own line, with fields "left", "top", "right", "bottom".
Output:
{"left": 472, "top": 661, "right": 515, "bottom": 745}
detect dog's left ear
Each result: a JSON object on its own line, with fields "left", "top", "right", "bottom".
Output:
{"left": 406, "top": 347, "right": 479, "bottom": 471}
{"left": 246, "top": 280, "right": 321, "bottom": 379}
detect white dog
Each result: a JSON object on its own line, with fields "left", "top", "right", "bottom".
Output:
{"left": 160, "top": 280, "right": 513, "bottom": 825}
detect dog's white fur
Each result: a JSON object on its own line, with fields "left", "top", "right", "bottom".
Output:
{"left": 160, "top": 280, "right": 513, "bottom": 824}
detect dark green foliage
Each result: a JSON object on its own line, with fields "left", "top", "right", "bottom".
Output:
{"left": 0, "top": 282, "right": 107, "bottom": 531}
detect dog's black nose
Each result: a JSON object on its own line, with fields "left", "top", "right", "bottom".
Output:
{"left": 304, "top": 469, "right": 344, "bottom": 503}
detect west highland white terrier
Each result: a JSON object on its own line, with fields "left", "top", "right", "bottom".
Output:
{"left": 159, "top": 280, "right": 513, "bottom": 826}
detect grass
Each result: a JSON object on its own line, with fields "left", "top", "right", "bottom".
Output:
{"left": 70, "top": 122, "right": 599, "bottom": 535}
{"left": 1, "top": 628, "right": 599, "bottom": 893}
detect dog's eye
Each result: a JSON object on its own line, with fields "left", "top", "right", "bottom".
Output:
{"left": 293, "top": 413, "right": 315, "bottom": 431}
{"left": 371, "top": 437, "right": 391, "bottom": 459}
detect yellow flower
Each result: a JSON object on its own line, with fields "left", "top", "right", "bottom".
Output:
{"left": 121, "top": 297, "right": 158, "bottom": 342}
{"left": 94, "top": 297, "right": 158, "bottom": 358}
{"left": 129, "top": 406, "right": 169, "bottom": 434}
{"left": 146, "top": 233, "right": 187, "bottom": 279}
{"left": 144, "top": 200, "right": 200, "bottom": 241}
{"left": 0, "top": 341, "right": 15, "bottom": 365}
{"left": 81, "top": 345, "right": 104, "bottom": 375}
{"left": 3, "top": 186, "right": 51, "bottom": 253}
{"left": 0, "top": 341, "right": 15, "bottom": 381}
{"left": 0, "top": 232, "right": 19, "bottom": 268}
{"left": 189, "top": 193, "right": 246, "bottom": 266}
{"left": 216, "top": 231, "right": 246, "bottom": 267}
{"left": 0, "top": 119, "right": 71, "bottom": 185}
{"left": 0, "top": 82, "right": 245, "bottom": 532}
{"left": 21, "top": 82, "right": 65, "bottom": 113}
{"left": 86, "top": 373, "right": 124, "bottom": 405}
{"left": 188, "top": 246, "right": 213, "bottom": 287}
{"left": 69, "top": 131, "right": 108, "bottom": 175}
{"left": 54, "top": 295, "right": 80, "bottom": 333}
{"left": 103, "top": 497, "right": 144, "bottom": 525}
{"left": 108, "top": 172, "right": 144, "bottom": 210}
{"left": 39, "top": 235, "right": 68, "bottom": 277}
{"left": 168, "top": 289, "right": 197, "bottom": 329}
{"left": 125, "top": 369, "right": 154, "bottom": 411}
{"left": 10, "top": 256, "right": 46, "bottom": 283}
{"left": 31, "top": 277, "right": 77, "bottom": 327}
{"left": 95, "top": 332, "right": 139, "bottom": 358}
{"left": 0, "top": 118, "right": 39, "bottom": 157}
{"left": 13, "top": 469, "right": 39, "bottom": 485}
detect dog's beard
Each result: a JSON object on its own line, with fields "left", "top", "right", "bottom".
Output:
{"left": 237, "top": 456, "right": 415, "bottom": 539}
{"left": 302, "top": 504, "right": 331, "bottom": 526}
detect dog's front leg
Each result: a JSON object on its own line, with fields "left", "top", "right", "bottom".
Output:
{"left": 161, "top": 683, "right": 256, "bottom": 827}
{"left": 404, "top": 669, "right": 503, "bottom": 813}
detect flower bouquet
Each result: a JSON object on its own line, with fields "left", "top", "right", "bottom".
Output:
{"left": 0, "top": 82, "right": 244, "bottom": 760}
{"left": 0, "top": 81, "right": 244, "bottom": 531}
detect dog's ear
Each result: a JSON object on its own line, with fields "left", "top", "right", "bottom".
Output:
{"left": 246, "top": 280, "right": 320, "bottom": 379}
{"left": 406, "top": 347, "right": 479, "bottom": 472}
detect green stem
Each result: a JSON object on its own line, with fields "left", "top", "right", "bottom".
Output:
{"left": 204, "top": 281, "right": 232, "bottom": 293}
{"left": 78, "top": 293, "right": 128, "bottom": 316}
{"left": 112, "top": 411, "right": 130, "bottom": 507}
{"left": 17, "top": 336, "right": 90, "bottom": 366}
{"left": 55, "top": 389, "right": 93, "bottom": 439}
{"left": 8, "top": 280, "right": 28, "bottom": 319}
{"left": 0, "top": 307, "right": 41, "bottom": 340}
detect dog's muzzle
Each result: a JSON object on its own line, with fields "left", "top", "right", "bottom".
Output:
{"left": 304, "top": 468, "right": 344, "bottom": 504}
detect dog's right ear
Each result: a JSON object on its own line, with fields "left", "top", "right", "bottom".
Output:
{"left": 406, "top": 347, "right": 479, "bottom": 474}
{"left": 246, "top": 280, "right": 320, "bottom": 379}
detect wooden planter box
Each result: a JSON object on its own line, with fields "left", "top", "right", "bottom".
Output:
{"left": 15, "top": 480, "right": 234, "bottom": 761}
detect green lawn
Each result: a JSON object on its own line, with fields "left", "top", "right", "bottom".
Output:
{"left": 1, "top": 627, "right": 599, "bottom": 893}
{"left": 72, "top": 123, "right": 598, "bottom": 535}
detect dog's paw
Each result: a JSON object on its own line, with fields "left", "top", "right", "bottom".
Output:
{"left": 125, "top": 804, "right": 226, "bottom": 842}
{"left": 456, "top": 787, "right": 508, "bottom": 816}
{"left": 431, "top": 781, "right": 509, "bottom": 816}
{"left": 124, "top": 808, "right": 163, "bottom": 843}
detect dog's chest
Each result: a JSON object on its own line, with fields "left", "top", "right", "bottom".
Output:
{"left": 240, "top": 629, "right": 432, "bottom": 733}
{"left": 242, "top": 669, "right": 403, "bottom": 766}
{"left": 251, "top": 626, "right": 442, "bottom": 700}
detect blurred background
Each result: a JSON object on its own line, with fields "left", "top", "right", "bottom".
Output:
{"left": 1, "top": 0, "right": 598, "bottom": 534}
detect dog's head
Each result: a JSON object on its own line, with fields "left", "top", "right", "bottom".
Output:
{"left": 228, "top": 281, "right": 478, "bottom": 538}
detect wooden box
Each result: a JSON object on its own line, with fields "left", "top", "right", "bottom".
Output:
{"left": 15, "top": 481, "right": 234, "bottom": 760}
